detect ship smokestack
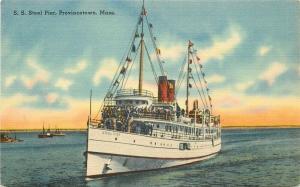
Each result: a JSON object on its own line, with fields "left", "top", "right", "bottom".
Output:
{"left": 158, "top": 76, "right": 168, "bottom": 102}
{"left": 168, "top": 80, "right": 175, "bottom": 102}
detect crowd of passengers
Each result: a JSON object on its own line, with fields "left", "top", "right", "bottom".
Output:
{"left": 101, "top": 105, "right": 176, "bottom": 122}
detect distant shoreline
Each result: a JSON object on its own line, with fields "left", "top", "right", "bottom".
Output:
{"left": 1, "top": 126, "right": 299, "bottom": 132}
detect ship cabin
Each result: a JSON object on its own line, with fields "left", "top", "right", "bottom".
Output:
{"left": 114, "top": 89, "right": 154, "bottom": 108}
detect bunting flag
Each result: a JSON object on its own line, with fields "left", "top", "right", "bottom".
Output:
{"left": 189, "top": 83, "right": 192, "bottom": 88}
{"left": 204, "top": 80, "right": 207, "bottom": 84}
{"left": 208, "top": 96, "right": 212, "bottom": 101}
{"left": 153, "top": 37, "right": 156, "bottom": 40}
{"left": 162, "top": 61, "right": 165, "bottom": 63}
{"left": 120, "top": 67, "right": 126, "bottom": 74}
{"left": 188, "top": 40, "right": 194, "bottom": 47}
{"left": 189, "top": 59, "right": 192, "bottom": 64}
{"left": 149, "top": 23, "right": 153, "bottom": 28}
{"left": 188, "top": 67, "right": 192, "bottom": 72}
{"left": 156, "top": 48, "right": 161, "bottom": 55}
{"left": 113, "top": 80, "right": 119, "bottom": 86}
{"left": 126, "top": 57, "right": 132, "bottom": 62}
{"left": 132, "top": 44, "right": 136, "bottom": 52}
{"left": 202, "top": 72, "right": 205, "bottom": 76}
{"left": 196, "top": 56, "right": 200, "bottom": 61}
{"left": 141, "top": 9, "right": 147, "bottom": 16}
{"left": 210, "top": 104, "right": 213, "bottom": 108}
{"left": 199, "top": 64, "right": 203, "bottom": 68}
{"left": 207, "top": 88, "right": 209, "bottom": 92}
{"left": 138, "top": 17, "right": 142, "bottom": 24}
{"left": 135, "top": 32, "right": 139, "bottom": 38}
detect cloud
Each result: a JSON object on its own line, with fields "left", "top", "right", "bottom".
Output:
{"left": 205, "top": 74, "right": 226, "bottom": 84}
{"left": 258, "top": 46, "right": 271, "bottom": 56}
{"left": 93, "top": 58, "right": 118, "bottom": 86}
{"left": 198, "top": 26, "right": 242, "bottom": 63}
{"left": 235, "top": 81, "right": 255, "bottom": 92}
{"left": 64, "top": 60, "right": 88, "bottom": 74}
{"left": 4, "top": 75, "right": 17, "bottom": 88}
{"left": 45, "top": 92, "right": 59, "bottom": 104}
{"left": 153, "top": 44, "right": 185, "bottom": 62}
{"left": 55, "top": 78, "right": 73, "bottom": 91}
{"left": 20, "top": 58, "right": 50, "bottom": 89}
{"left": 259, "top": 62, "right": 287, "bottom": 86}
{"left": 0, "top": 93, "right": 38, "bottom": 110}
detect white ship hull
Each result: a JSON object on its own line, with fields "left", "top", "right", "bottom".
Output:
{"left": 86, "top": 127, "right": 221, "bottom": 178}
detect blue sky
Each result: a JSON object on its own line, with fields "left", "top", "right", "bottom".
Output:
{"left": 1, "top": 0, "right": 300, "bottom": 128}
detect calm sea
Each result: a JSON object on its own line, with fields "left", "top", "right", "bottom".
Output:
{"left": 1, "top": 128, "right": 299, "bottom": 187}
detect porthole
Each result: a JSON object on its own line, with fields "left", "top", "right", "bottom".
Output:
{"left": 133, "top": 140, "right": 135, "bottom": 143}
{"left": 115, "top": 137, "right": 117, "bottom": 141}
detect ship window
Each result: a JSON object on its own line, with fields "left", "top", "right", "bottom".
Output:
{"left": 156, "top": 124, "right": 160, "bottom": 128}
{"left": 133, "top": 140, "right": 135, "bottom": 143}
{"left": 115, "top": 137, "right": 117, "bottom": 141}
{"left": 135, "top": 100, "right": 139, "bottom": 104}
{"left": 179, "top": 143, "right": 184, "bottom": 150}
{"left": 179, "top": 143, "right": 190, "bottom": 150}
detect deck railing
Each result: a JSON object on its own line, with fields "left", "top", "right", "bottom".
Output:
{"left": 116, "top": 89, "right": 154, "bottom": 97}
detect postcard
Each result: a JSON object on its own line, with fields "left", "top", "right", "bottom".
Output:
{"left": 1, "top": 0, "right": 299, "bottom": 186}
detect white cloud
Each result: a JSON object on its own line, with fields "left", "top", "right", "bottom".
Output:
{"left": 64, "top": 60, "right": 88, "bottom": 74}
{"left": 260, "top": 62, "right": 287, "bottom": 86}
{"left": 205, "top": 74, "right": 226, "bottom": 84}
{"left": 20, "top": 58, "right": 50, "bottom": 89}
{"left": 235, "top": 81, "right": 255, "bottom": 92}
{"left": 45, "top": 92, "right": 59, "bottom": 104}
{"left": 153, "top": 44, "right": 185, "bottom": 62}
{"left": 0, "top": 93, "right": 38, "bottom": 110}
{"left": 55, "top": 78, "right": 73, "bottom": 91}
{"left": 258, "top": 46, "right": 271, "bottom": 56}
{"left": 4, "top": 75, "right": 17, "bottom": 88}
{"left": 93, "top": 58, "right": 118, "bottom": 86}
{"left": 198, "top": 26, "right": 242, "bottom": 63}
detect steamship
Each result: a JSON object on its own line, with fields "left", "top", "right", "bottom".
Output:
{"left": 85, "top": 2, "right": 221, "bottom": 178}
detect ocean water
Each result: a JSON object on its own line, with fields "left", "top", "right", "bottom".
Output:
{"left": 1, "top": 128, "right": 299, "bottom": 187}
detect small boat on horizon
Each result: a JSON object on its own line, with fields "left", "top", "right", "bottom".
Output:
{"left": 1, "top": 132, "right": 23, "bottom": 143}
{"left": 52, "top": 127, "right": 66, "bottom": 136}
{"left": 38, "top": 124, "right": 53, "bottom": 138}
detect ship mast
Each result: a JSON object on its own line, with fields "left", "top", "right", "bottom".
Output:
{"left": 138, "top": 0, "right": 145, "bottom": 94}
{"left": 186, "top": 41, "right": 192, "bottom": 116}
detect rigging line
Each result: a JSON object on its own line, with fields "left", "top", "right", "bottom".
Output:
{"left": 106, "top": 9, "right": 142, "bottom": 95}
{"left": 176, "top": 55, "right": 188, "bottom": 96}
{"left": 191, "top": 49, "right": 212, "bottom": 112}
{"left": 95, "top": 20, "right": 141, "bottom": 119}
{"left": 175, "top": 54, "right": 187, "bottom": 90}
{"left": 144, "top": 43, "right": 158, "bottom": 85}
{"left": 191, "top": 73, "right": 207, "bottom": 108}
{"left": 191, "top": 51, "right": 209, "bottom": 108}
{"left": 176, "top": 71, "right": 186, "bottom": 96}
{"left": 120, "top": 42, "right": 142, "bottom": 89}
{"left": 122, "top": 41, "right": 141, "bottom": 89}
{"left": 145, "top": 15, "right": 165, "bottom": 75}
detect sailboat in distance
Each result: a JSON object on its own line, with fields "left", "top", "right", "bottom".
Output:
{"left": 85, "top": 1, "right": 221, "bottom": 178}
{"left": 38, "top": 123, "right": 53, "bottom": 138}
